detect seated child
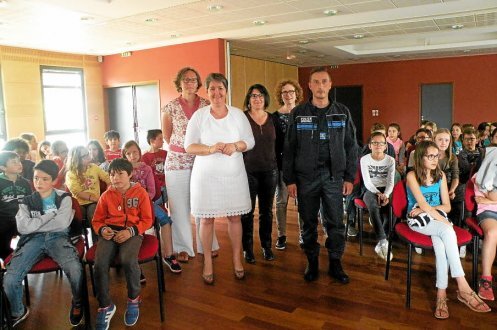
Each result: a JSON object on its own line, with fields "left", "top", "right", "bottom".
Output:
{"left": 360, "top": 132, "right": 395, "bottom": 260}
{"left": 38, "top": 140, "right": 51, "bottom": 160}
{"left": 92, "top": 158, "right": 153, "bottom": 329}
{"left": 3, "top": 160, "right": 83, "bottom": 327}
{"left": 0, "top": 151, "right": 32, "bottom": 259}
{"left": 51, "top": 140, "right": 69, "bottom": 189}
{"left": 66, "top": 146, "right": 111, "bottom": 242}
{"left": 475, "top": 145, "right": 497, "bottom": 202}
{"left": 103, "top": 130, "right": 122, "bottom": 162}
{"left": 123, "top": 140, "right": 181, "bottom": 273}
{"left": 3, "top": 138, "right": 35, "bottom": 182}
{"left": 20, "top": 133, "right": 38, "bottom": 162}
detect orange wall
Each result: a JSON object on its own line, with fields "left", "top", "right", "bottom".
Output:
{"left": 101, "top": 39, "right": 226, "bottom": 106}
{"left": 299, "top": 54, "right": 497, "bottom": 143}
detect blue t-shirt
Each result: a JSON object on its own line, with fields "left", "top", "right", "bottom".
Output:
{"left": 407, "top": 179, "right": 441, "bottom": 212}
{"left": 42, "top": 191, "right": 57, "bottom": 214}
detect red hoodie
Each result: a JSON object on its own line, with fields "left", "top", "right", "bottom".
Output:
{"left": 92, "top": 182, "right": 153, "bottom": 236}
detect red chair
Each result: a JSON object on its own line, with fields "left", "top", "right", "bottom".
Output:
{"left": 464, "top": 179, "right": 483, "bottom": 290}
{"left": 384, "top": 180, "right": 474, "bottom": 307}
{"left": 83, "top": 198, "right": 165, "bottom": 322}
{"left": 3, "top": 197, "right": 91, "bottom": 326}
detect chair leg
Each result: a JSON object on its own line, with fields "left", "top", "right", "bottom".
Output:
{"left": 24, "top": 276, "right": 30, "bottom": 307}
{"left": 155, "top": 257, "right": 164, "bottom": 322}
{"left": 81, "top": 264, "right": 92, "bottom": 329}
{"left": 385, "top": 230, "right": 394, "bottom": 280}
{"left": 358, "top": 208, "right": 363, "bottom": 256}
{"left": 472, "top": 236, "right": 479, "bottom": 291}
{"left": 406, "top": 243, "right": 412, "bottom": 308}
{"left": 345, "top": 218, "right": 349, "bottom": 242}
{"left": 88, "top": 264, "right": 96, "bottom": 297}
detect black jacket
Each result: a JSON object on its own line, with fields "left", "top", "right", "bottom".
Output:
{"left": 283, "top": 97, "right": 358, "bottom": 185}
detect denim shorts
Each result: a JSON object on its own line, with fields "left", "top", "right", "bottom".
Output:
{"left": 153, "top": 202, "right": 173, "bottom": 226}
{"left": 477, "top": 210, "right": 497, "bottom": 225}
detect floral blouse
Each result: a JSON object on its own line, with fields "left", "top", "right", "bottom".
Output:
{"left": 162, "top": 96, "right": 209, "bottom": 171}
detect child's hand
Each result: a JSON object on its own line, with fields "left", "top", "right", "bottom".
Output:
{"left": 409, "top": 208, "right": 423, "bottom": 218}
{"left": 448, "top": 190, "right": 455, "bottom": 200}
{"left": 101, "top": 227, "right": 115, "bottom": 240}
{"left": 113, "top": 229, "right": 132, "bottom": 243}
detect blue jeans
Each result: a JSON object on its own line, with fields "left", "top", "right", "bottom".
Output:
{"left": 153, "top": 201, "right": 172, "bottom": 226}
{"left": 3, "top": 232, "right": 82, "bottom": 317}
{"left": 408, "top": 220, "right": 465, "bottom": 289}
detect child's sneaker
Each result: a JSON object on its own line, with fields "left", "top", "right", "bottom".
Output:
{"left": 69, "top": 301, "right": 83, "bottom": 326}
{"left": 96, "top": 303, "right": 116, "bottom": 330}
{"left": 12, "top": 307, "right": 29, "bottom": 327}
{"left": 347, "top": 225, "right": 358, "bottom": 237}
{"left": 163, "top": 255, "right": 182, "bottom": 273}
{"left": 478, "top": 278, "right": 495, "bottom": 301}
{"left": 275, "top": 236, "right": 286, "bottom": 250}
{"left": 124, "top": 296, "right": 141, "bottom": 326}
{"left": 374, "top": 241, "right": 385, "bottom": 259}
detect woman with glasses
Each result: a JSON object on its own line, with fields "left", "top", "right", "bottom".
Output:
{"left": 359, "top": 132, "right": 395, "bottom": 260}
{"left": 161, "top": 67, "right": 219, "bottom": 263}
{"left": 239, "top": 84, "right": 278, "bottom": 264}
{"left": 185, "top": 73, "right": 254, "bottom": 284}
{"left": 273, "top": 79, "right": 303, "bottom": 250}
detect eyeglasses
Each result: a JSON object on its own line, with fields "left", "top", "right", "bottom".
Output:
{"left": 182, "top": 78, "right": 198, "bottom": 84}
{"left": 370, "top": 141, "right": 386, "bottom": 146}
{"left": 250, "top": 93, "right": 264, "bottom": 99}
{"left": 281, "top": 90, "right": 295, "bottom": 95}
{"left": 424, "top": 154, "right": 440, "bottom": 161}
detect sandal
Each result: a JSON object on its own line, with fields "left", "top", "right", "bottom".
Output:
{"left": 457, "top": 290, "right": 491, "bottom": 313}
{"left": 434, "top": 297, "right": 449, "bottom": 319}
{"left": 202, "top": 273, "right": 214, "bottom": 285}
{"left": 234, "top": 269, "right": 245, "bottom": 280}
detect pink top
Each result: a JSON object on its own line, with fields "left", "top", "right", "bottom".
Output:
{"left": 386, "top": 137, "right": 403, "bottom": 163}
{"left": 131, "top": 162, "right": 155, "bottom": 200}
{"left": 161, "top": 95, "right": 209, "bottom": 171}
{"left": 473, "top": 175, "right": 497, "bottom": 215}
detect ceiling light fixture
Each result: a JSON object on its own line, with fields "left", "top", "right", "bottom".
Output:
{"left": 253, "top": 20, "right": 266, "bottom": 26}
{"left": 207, "top": 4, "right": 223, "bottom": 11}
{"left": 145, "top": 18, "right": 158, "bottom": 23}
{"left": 286, "top": 54, "right": 296, "bottom": 60}
{"left": 451, "top": 24, "right": 464, "bottom": 30}
{"left": 323, "top": 9, "right": 338, "bottom": 16}
{"left": 463, "top": 49, "right": 471, "bottom": 53}
{"left": 298, "top": 40, "right": 309, "bottom": 44}
{"left": 353, "top": 34, "right": 364, "bottom": 39}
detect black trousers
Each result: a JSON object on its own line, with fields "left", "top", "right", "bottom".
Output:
{"left": 297, "top": 168, "right": 345, "bottom": 259}
{"left": 242, "top": 169, "right": 278, "bottom": 250}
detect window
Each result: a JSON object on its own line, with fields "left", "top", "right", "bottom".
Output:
{"left": 41, "top": 67, "right": 87, "bottom": 148}
{"left": 0, "top": 66, "right": 6, "bottom": 149}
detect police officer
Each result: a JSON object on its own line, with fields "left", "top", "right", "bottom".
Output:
{"left": 283, "top": 66, "right": 358, "bottom": 283}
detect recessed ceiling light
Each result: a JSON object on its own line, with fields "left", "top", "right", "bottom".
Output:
{"left": 353, "top": 34, "right": 364, "bottom": 39}
{"left": 451, "top": 24, "right": 464, "bottom": 30}
{"left": 298, "top": 40, "right": 309, "bottom": 45}
{"left": 207, "top": 4, "right": 223, "bottom": 11}
{"left": 80, "top": 16, "right": 94, "bottom": 21}
{"left": 286, "top": 54, "right": 296, "bottom": 60}
{"left": 145, "top": 18, "right": 158, "bottom": 23}
{"left": 253, "top": 20, "right": 266, "bottom": 26}
{"left": 323, "top": 9, "right": 338, "bottom": 16}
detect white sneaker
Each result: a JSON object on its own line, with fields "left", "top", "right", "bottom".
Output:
{"left": 374, "top": 241, "right": 384, "bottom": 259}
{"left": 381, "top": 242, "right": 393, "bottom": 261}
{"left": 375, "top": 240, "right": 393, "bottom": 261}
{"left": 415, "top": 247, "right": 423, "bottom": 255}
{"left": 459, "top": 246, "right": 467, "bottom": 258}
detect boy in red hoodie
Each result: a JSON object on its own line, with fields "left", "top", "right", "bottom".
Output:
{"left": 92, "top": 158, "right": 152, "bottom": 329}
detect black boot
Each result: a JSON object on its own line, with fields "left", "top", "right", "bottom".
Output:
{"left": 304, "top": 255, "right": 319, "bottom": 282}
{"left": 328, "top": 257, "right": 349, "bottom": 284}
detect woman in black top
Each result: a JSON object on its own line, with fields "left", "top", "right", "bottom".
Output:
{"left": 241, "top": 84, "right": 278, "bottom": 263}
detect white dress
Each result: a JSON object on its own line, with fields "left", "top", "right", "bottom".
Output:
{"left": 184, "top": 105, "right": 255, "bottom": 218}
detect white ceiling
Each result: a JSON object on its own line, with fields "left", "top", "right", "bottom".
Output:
{"left": 0, "top": 0, "right": 496, "bottom": 65}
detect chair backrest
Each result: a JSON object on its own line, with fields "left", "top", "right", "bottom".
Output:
{"left": 99, "top": 180, "right": 108, "bottom": 196}
{"left": 69, "top": 197, "right": 84, "bottom": 240}
{"left": 353, "top": 160, "right": 362, "bottom": 186}
{"left": 391, "top": 180, "right": 408, "bottom": 219}
{"left": 464, "top": 178, "right": 476, "bottom": 214}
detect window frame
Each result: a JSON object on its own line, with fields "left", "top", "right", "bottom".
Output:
{"left": 40, "top": 66, "right": 88, "bottom": 140}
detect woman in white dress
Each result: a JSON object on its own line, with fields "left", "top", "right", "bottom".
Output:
{"left": 161, "top": 67, "right": 219, "bottom": 263}
{"left": 184, "top": 73, "right": 255, "bottom": 284}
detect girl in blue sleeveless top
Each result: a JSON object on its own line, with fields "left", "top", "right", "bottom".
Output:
{"left": 406, "top": 141, "right": 490, "bottom": 319}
